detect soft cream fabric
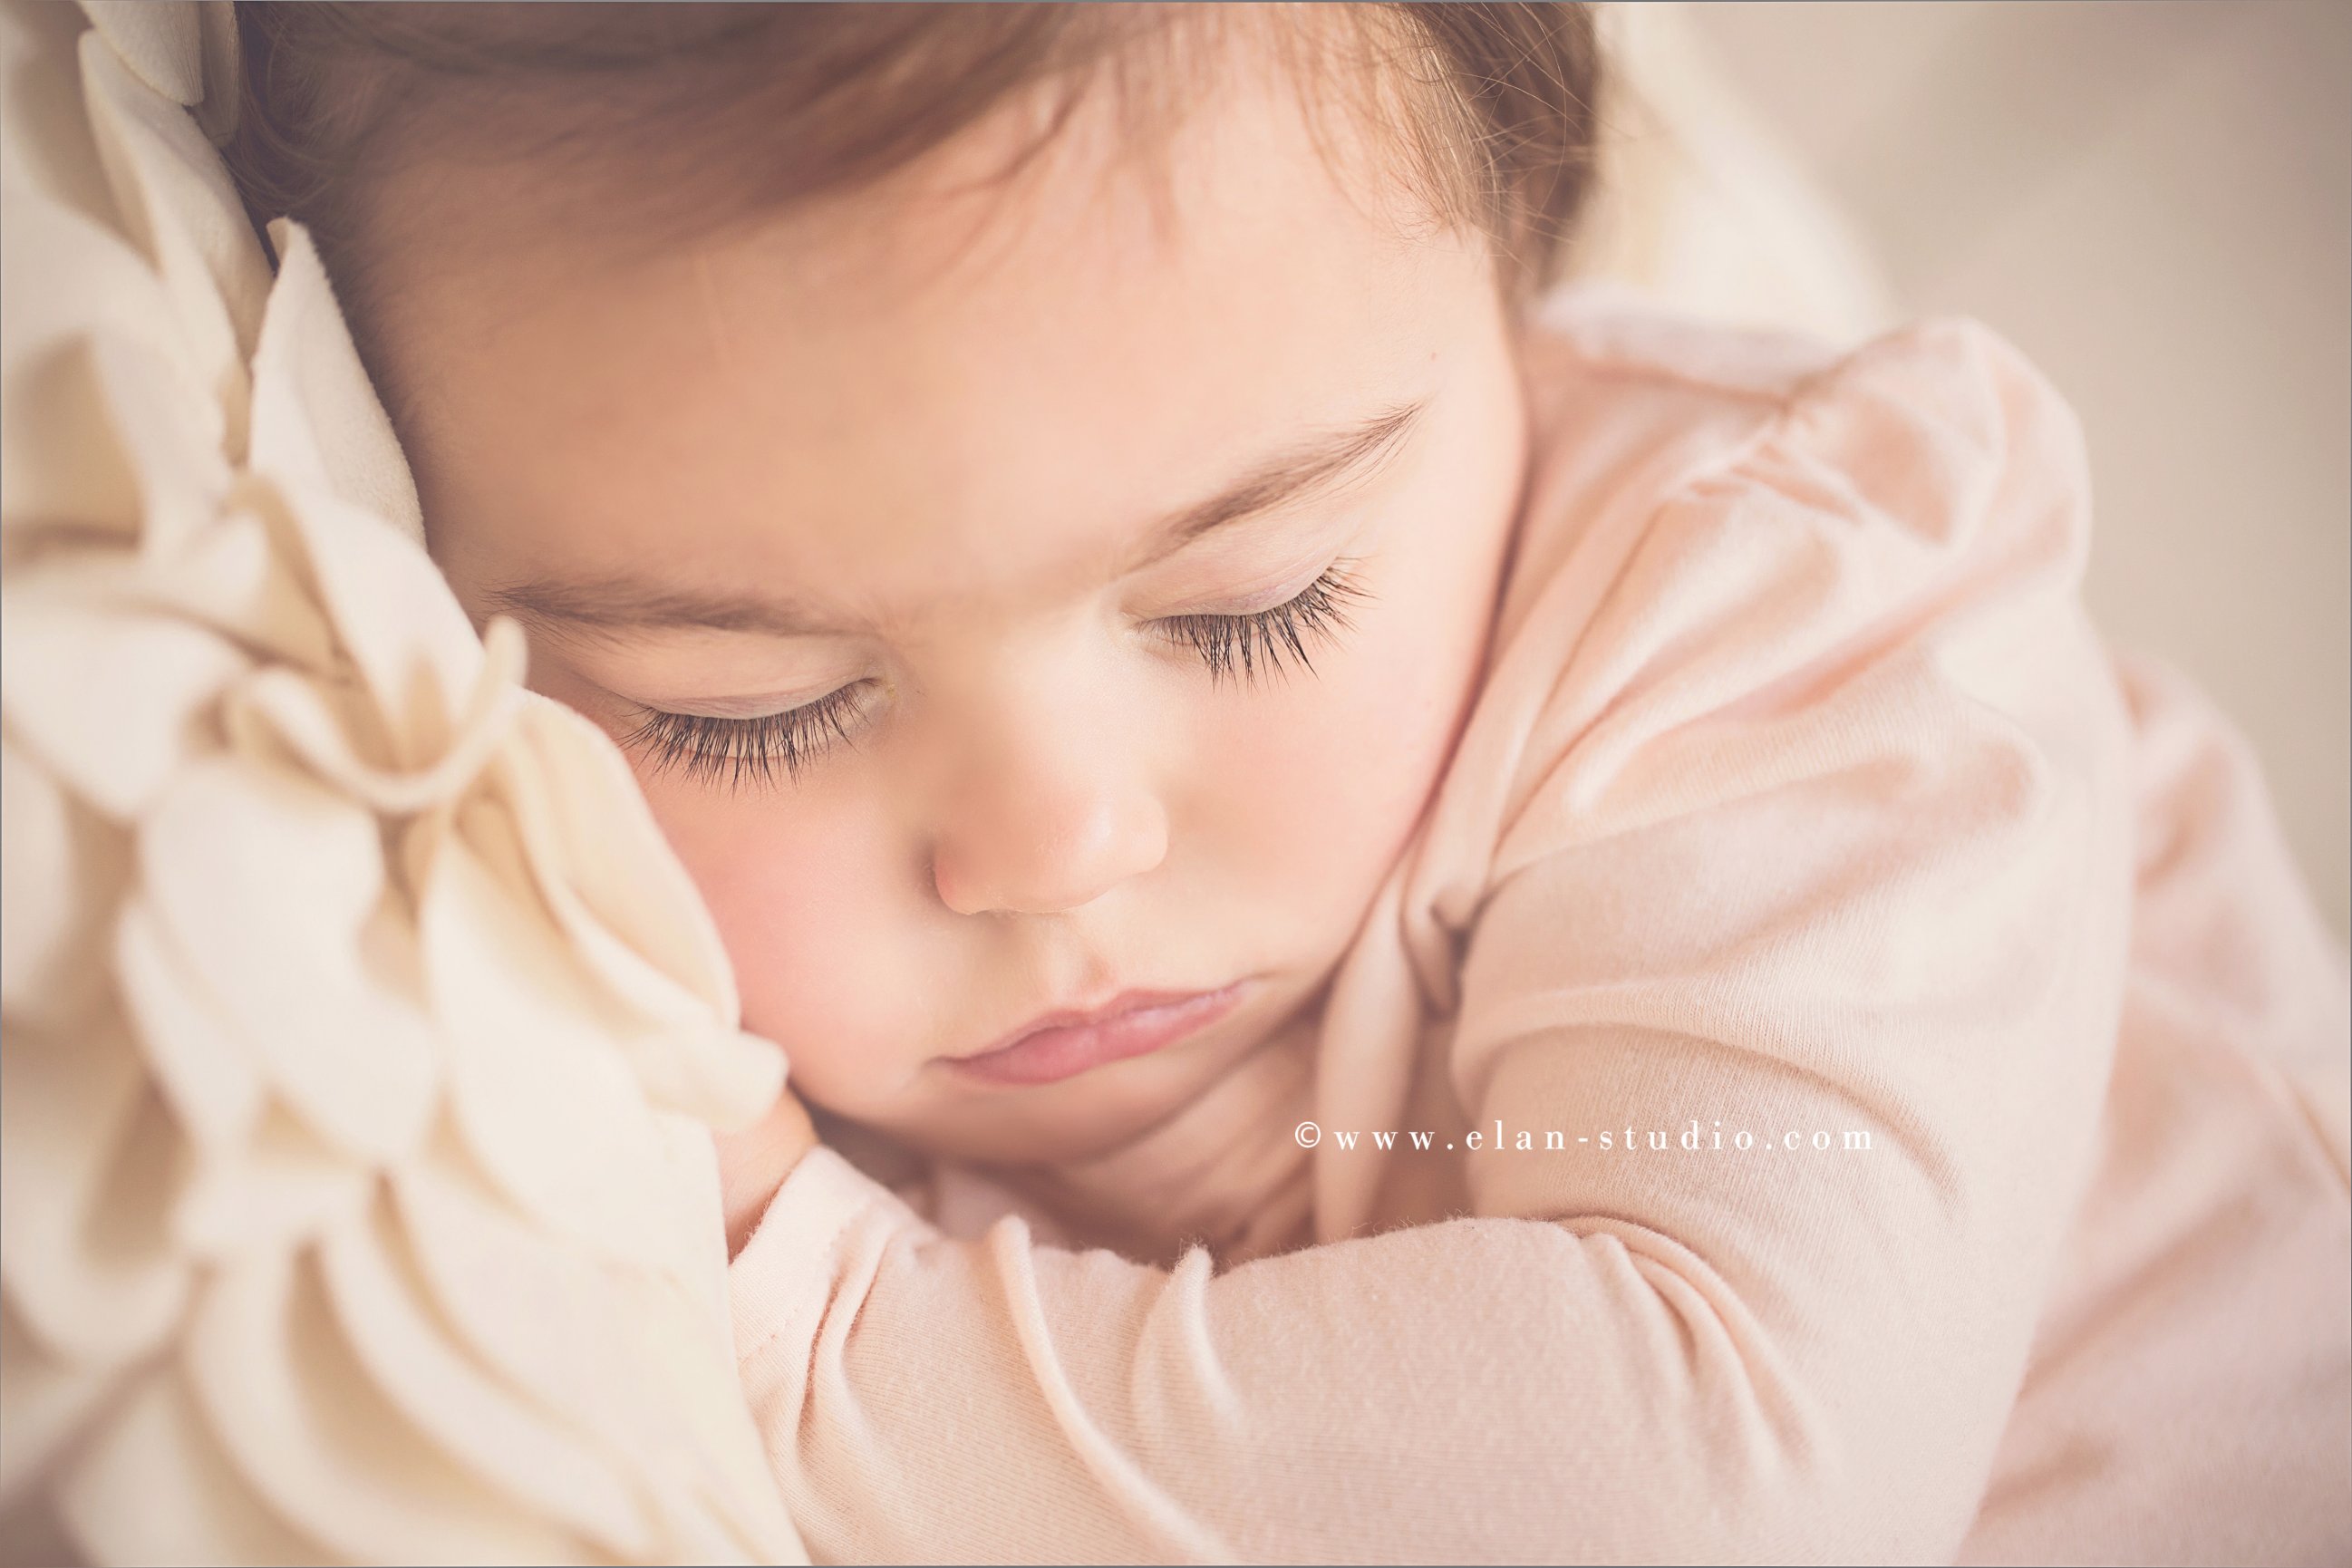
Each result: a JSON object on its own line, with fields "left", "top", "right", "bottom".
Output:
{"left": 0, "top": 5, "right": 803, "bottom": 1561}
{"left": 731, "top": 302, "right": 2352, "bottom": 1563}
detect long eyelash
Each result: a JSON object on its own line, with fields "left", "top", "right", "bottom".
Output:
{"left": 1158, "top": 562, "right": 1369, "bottom": 687}
{"left": 620, "top": 566, "right": 1366, "bottom": 787}
{"left": 622, "top": 684, "right": 866, "bottom": 789}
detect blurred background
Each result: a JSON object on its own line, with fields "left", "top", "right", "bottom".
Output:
{"left": 1573, "top": 0, "right": 2350, "bottom": 937}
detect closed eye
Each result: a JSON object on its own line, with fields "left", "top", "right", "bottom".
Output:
{"left": 1153, "top": 560, "right": 1367, "bottom": 685}
{"left": 621, "top": 682, "right": 873, "bottom": 789}
{"left": 615, "top": 560, "right": 1370, "bottom": 792}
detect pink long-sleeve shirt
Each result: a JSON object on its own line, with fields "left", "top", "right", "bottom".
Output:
{"left": 729, "top": 298, "right": 2352, "bottom": 1565}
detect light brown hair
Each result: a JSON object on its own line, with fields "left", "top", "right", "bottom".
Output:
{"left": 224, "top": 2, "right": 1602, "bottom": 327}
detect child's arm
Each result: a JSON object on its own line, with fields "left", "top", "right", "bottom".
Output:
{"left": 739, "top": 1145, "right": 1962, "bottom": 1563}
{"left": 731, "top": 318, "right": 2134, "bottom": 1563}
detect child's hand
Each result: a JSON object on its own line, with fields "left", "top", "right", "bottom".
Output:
{"left": 714, "top": 1085, "right": 821, "bottom": 1260}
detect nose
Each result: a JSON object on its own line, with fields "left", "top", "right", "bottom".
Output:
{"left": 928, "top": 714, "right": 1169, "bottom": 918}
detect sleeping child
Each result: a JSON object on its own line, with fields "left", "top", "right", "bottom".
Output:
{"left": 218, "top": 4, "right": 2351, "bottom": 1561}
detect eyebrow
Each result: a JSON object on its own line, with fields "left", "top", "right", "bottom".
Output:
{"left": 481, "top": 396, "right": 1428, "bottom": 638}
{"left": 1127, "top": 395, "right": 1428, "bottom": 567}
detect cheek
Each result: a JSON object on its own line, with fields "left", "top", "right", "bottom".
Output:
{"left": 632, "top": 778, "right": 923, "bottom": 1105}
{"left": 1186, "top": 566, "right": 1493, "bottom": 933}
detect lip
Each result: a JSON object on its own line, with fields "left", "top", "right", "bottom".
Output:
{"left": 947, "top": 982, "right": 1248, "bottom": 1088}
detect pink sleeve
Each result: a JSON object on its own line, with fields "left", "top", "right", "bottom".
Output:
{"left": 729, "top": 319, "right": 2140, "bottom": 1563}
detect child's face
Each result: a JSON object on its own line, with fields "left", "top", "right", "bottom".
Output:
{"left": 373, "top": 50, "right": 1530, "bottom": 1164}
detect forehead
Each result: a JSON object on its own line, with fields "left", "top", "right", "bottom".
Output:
{"left": 375, "top": 30, "right": 1490, "bottom": 615}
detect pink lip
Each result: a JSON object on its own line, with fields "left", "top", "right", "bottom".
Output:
{"left": 948, "top": 983, "right": 1247, "bottom": 1088}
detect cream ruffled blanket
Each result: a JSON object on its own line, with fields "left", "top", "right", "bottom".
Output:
{"left": 0, "top": 5, "right": 1900, "bottom": 1563}
{"left": 1, "top": 3, "right": 806, "bottom": 1560}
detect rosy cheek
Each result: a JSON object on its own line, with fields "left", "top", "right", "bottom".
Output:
{"left": 1228, "top": 609, "right": 1468, "bottom": 852}
{"left": 631, "top": 779, "right": 917, "bottom": 1106}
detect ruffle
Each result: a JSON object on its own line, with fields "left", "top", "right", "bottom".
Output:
{"left": 0, "top": 5, "right": 803, "bottom": 1561}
